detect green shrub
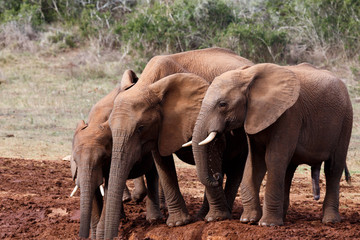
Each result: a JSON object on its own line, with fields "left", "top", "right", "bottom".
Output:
{"left": 48, "top": 31, "right": 65, "bottom": 43}
{"left": 115, "top": 0, "right": 237, "bottom": 68}
{"left": 1, "top": 2, "right": 44, "bottom": 28}
{"left": 1, "top": 0, "right": 359, "bottom": 69}
{"left": 265, "top": 0, "right": 360, "bottom": 60}
{"left": 220, "top": 22, "right": 288, "bottom": 63}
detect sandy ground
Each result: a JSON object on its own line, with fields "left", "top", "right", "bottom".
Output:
{"left": 0, "top": 157, "right": 359, "bottom": 239}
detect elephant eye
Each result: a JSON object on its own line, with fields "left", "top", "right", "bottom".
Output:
{"left": 137, "top": 125, "right": 145, "bottom": 133}
{"left": 219, "top": 101, "right": 227, "bottom": 108}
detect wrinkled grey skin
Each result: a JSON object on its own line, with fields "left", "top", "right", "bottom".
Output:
{"left": 70, "top": 72, "right": 160, "bottom": 239}
{"left": 193, "top": 63, "right": 352, "bottom": 226}
{"left": 104, "top": 48, "right": 254, "bottom": 239}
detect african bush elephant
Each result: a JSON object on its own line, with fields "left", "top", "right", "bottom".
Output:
{"left": 104, "top": 48, "right": 254, "bottom": 239}
{"left": 192, "top": 63, "right": 352, "bottom": 226}
{"left": 70, "top": 71, "right": 160, "bottom": 239}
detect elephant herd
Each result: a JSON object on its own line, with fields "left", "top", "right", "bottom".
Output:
{"left": 69, "top": 48, "right": 353, "bottom": 239}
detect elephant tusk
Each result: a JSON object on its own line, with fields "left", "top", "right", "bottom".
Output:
{"left": 62, "top": 155, "right": 71, "bottom": 161}
{"left": 182, "top": 141, "right": 192, "bottom": 147}
{"left": 230, "top": 130, "right": 234, "bottom": 136}
{"left": 70, "top": 185, "right": 78, "bottom": 197}
{"left": 99, "top": 185, "right": 105, "bottom": 196}
{"left": 199, "top": 132, "right": 217, "bottom": 146}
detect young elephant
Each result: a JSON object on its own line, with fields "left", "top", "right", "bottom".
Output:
{"left": 193, "top": 63, "right": 352, "bottom": 226}
{"left": 70, "top": 71, "right": 161, "bottom": 239}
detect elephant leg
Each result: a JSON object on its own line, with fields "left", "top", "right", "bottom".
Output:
{"left": 122, "top": 184, "right": 131, "bottom": 203}
{"left": 152, "top": 150, "right": 190, "bottom": 227}
{"left": 202, "top": 139, "right": 231, "bottom": 222}
{"left": 322, "top": 117, "right": 351, "bottom": 224}
{"left": 145, "top": 163, "right": 163, "bottom": 221}
{"left": 223, "top": 155, "right": 247, "bottom": 213}
{"left": 204, "top": 185, "right": 231, "bottom": 222}
{"left": 90, "top": 188, "right": 103, "bottom": 239}
{"left": 132, "top": 176, "right": 147, "bottom": 203}
{"left": 195, "top": 191, "right": 209, "bottom": 220}
{"left": 259, "top": 136, "right": 299, "bottom": 226}
{"left": 311, "top": 163, "right": 321, "bottom": 200}
{"left": 283, "top": 163, "right": 297, "bottom": 220}
{"left": 322, "top": 158, "right": 344, "bottom": 223}
{"left": 96, "top": 186, "right": 107, "bottom": 240}
{"left": 240, "top": 144, "right": 266, "bottom": 224}
{"left": 158, "top": 181, "right": 166, "bottom": 210}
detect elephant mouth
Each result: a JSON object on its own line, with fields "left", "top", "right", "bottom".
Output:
{"left": 69, "top": 178, "right": 105, "bottom": 197}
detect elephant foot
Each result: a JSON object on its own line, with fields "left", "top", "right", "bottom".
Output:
{"left": 322, "top": 211, "right": 341, "bottom": 224}
{"left": 90, "top": 230, "right": 96, "bottom": 240}
{"left": 146, "top": 209, "right": 164, "bottom": 222}
{"left": 258, "top": 215, "right": 284, "bottom": 226}
{"left": 166, "top": 210, "right": 191, "bottom": 227}
{"left": 240, "top": 207, "right": 262, "bottom": 224}
{"left": 96, "top": 229, "right": 104, "bottom": 240}
{"left": 132, "top": 191, "right": 147, "bottom": 203}
{"left": 195, "top": 203, "right": 209, "bottom": 221}
{"left": 205, "top": 208, "right": 231, "bottom": 222}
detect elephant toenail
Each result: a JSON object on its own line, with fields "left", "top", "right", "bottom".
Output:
{"left": 241, "top": 218, "right": 247, "bottom": 222}
{"left": 168, "top": 223, "right": 174, "bottom": 227}
{"left": 175, "top": 221, "right": 182, "bottom": 226}
{"left": 270, "top": 223, "right": 275, "bottom": 227}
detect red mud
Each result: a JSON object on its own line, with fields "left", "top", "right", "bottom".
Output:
{"left": 0, "top": 157, "right": 359, "bottom": 239}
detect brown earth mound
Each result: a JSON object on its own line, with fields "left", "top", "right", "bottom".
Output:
{"left": 0, "top": 158, "right": 359, "bottom": 239}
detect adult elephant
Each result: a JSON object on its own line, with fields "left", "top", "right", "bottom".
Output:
{"left": 70, "top": 71, "right": 160, "bottom": 239}
{"left": 105, "top": 48, "right": 254, "bottom": 239}
{"left": 192, "top": 62, "right": 352, "bottom": 226}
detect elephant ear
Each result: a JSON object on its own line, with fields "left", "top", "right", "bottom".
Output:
{"left": 120, "top": 69, "right": 138, "bottom": 91}
{"left": 243, "top": 63, "right": 300, "bottom": 134}
{"left": 75, "top": 120, "right": 88, "bottom": 132}
{"left": 149, "top": 73, "right": 209, "bottom": 156}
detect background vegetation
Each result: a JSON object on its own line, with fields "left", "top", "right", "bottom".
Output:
{"left": 0, "top": 0, "right": 359, "bottom": 171}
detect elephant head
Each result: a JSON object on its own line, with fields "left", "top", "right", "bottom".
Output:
{"left": 70, "top": 70, "right": 138, "bottom": 238}
{"left": 192, "top": 63, "right": 300, "bottom": 187}
{"left": 105, "top": 73, "right": 209, "bottom": 239}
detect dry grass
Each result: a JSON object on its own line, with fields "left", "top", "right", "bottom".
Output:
{"left": 0, "top": 45, "right": 130, "bottom": 160}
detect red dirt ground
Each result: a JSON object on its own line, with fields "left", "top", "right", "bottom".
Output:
{"left": 0, "top": 157, "right": 359, "bottom": 240}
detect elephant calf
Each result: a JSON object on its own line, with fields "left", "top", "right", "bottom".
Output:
{"left": 193, "top": 63, "right": 352, "bottom": 226}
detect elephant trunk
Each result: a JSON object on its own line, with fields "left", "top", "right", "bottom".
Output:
{"left": 192, "top": 111, "right": 221, "bottom": 188}
{"left": 79, "top": 172, "right": 96, "bottom": 238}
{"left": 104, "top": 134, "right": 133, "bottom": 239}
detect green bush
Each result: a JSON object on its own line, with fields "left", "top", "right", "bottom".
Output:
{"left": 265, "top": 0, "right": 360, "bottom": 60}
{"left": 219, "top": 22, "right": 288, "bottom": 63}
{"left": 0, "top": 0, "right": 359, "bottom": 68}
{"left": 1, "top": 2, "right": 44, "bottom": 28}
{"left": 114, "top": 0, "right": 237, "bottom": 69}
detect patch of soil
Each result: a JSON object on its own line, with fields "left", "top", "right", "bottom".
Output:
{"left": 0, "top": 158, "right": 359, "bottom": 239}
